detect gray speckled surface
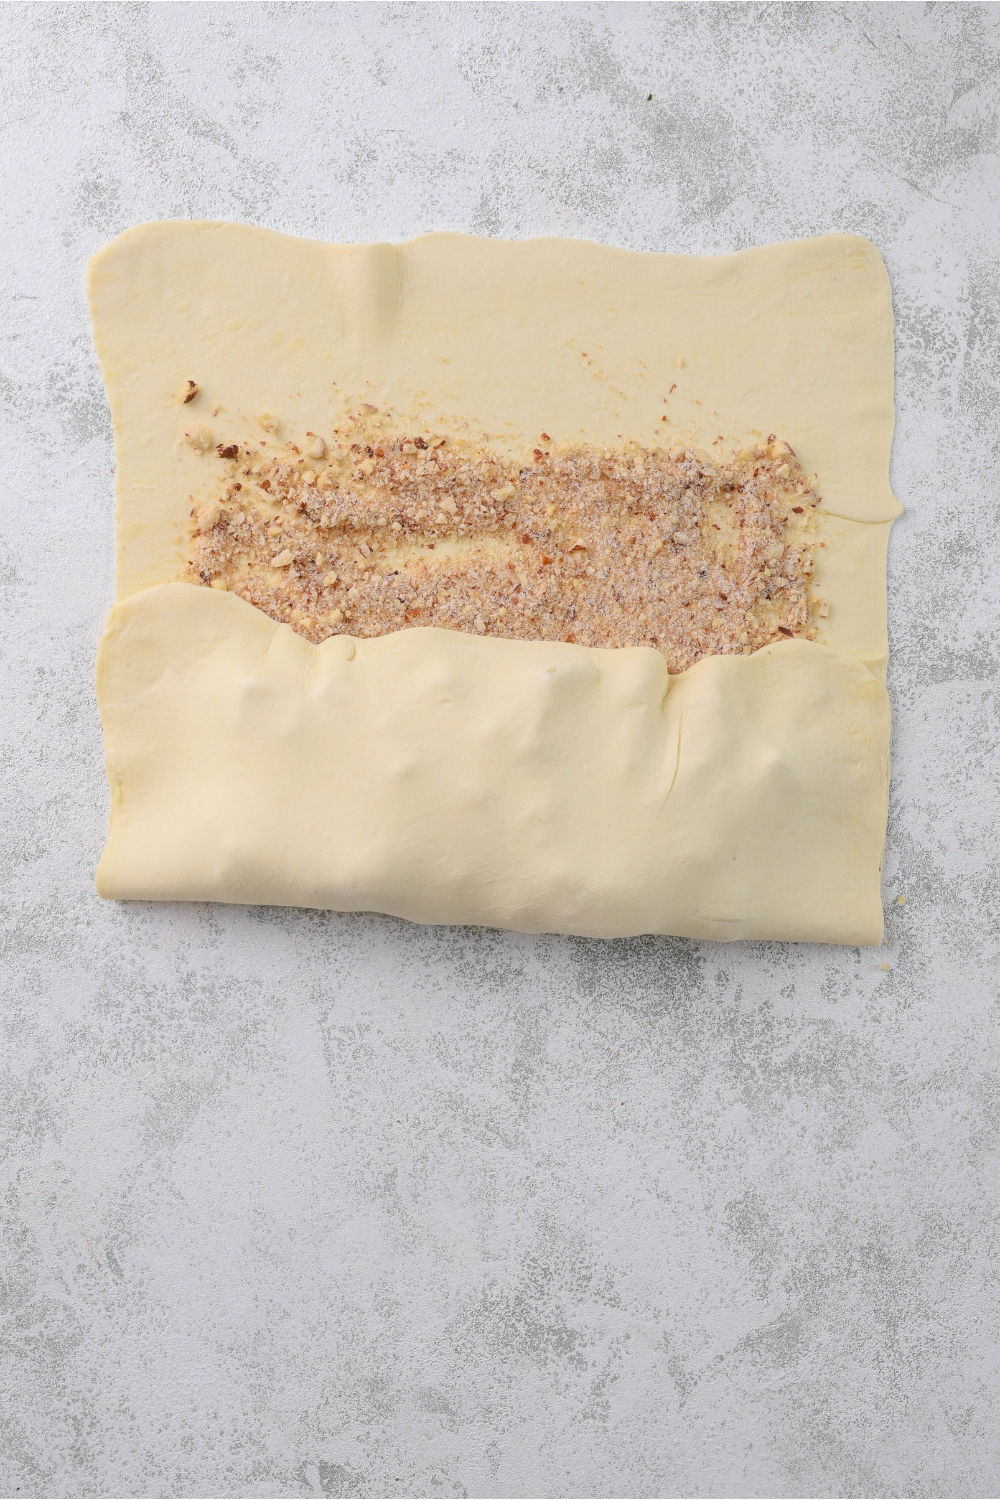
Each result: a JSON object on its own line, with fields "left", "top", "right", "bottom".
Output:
{"left": 2, "top": 3, "right": 999, "bottom": 1497}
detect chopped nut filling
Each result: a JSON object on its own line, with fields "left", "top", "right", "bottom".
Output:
{"left": 188, "top": 423, "right": 820, "bottom": 672}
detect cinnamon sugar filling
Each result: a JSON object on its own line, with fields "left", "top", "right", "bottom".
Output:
{"left": 188, "top": 422, "right": 821, "bottom": 674}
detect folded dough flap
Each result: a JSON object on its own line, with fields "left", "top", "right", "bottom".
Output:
{"left": 96, "top": 584, "right": 889, "bottom": 943}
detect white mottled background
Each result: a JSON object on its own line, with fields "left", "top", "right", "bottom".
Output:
{"left": 1, "top": 3, "right": 999, "bottom": 1497}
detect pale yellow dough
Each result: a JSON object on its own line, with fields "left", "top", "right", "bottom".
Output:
{"left": 88, "top": 222, "right": 899, "bottom": 942}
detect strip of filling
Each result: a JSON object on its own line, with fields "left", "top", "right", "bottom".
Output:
{"left": 186, "top": 413, "right": 821, "bottom": 674}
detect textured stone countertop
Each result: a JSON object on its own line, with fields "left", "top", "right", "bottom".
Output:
{"left": 2, "top": 4, "right": 999, "bottom": 1497}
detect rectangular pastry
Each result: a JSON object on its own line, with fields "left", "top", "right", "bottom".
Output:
{"left": 89, "top": 223, "right": 898, "bottom": 942}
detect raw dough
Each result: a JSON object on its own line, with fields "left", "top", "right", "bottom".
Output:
{"left": 88, "top": 223, "right": 899, "bottom": 942}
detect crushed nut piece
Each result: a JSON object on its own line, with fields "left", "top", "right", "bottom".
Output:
{"left": 184, "top": 424, "right": 212, "bottom": 453}
{"left": 175, "top": 379, "right": 199, "bottom": 404}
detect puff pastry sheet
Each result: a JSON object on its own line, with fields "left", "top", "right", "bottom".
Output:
{"left": 89, "top": 223, "right": 898, "bottom": 942}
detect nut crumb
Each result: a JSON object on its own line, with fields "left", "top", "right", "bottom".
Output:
{"left": 175, "top": 379, "right": 199, "bottom": 404}
{"left": 184, "top": 424, "right": 212, "bottom": 453}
